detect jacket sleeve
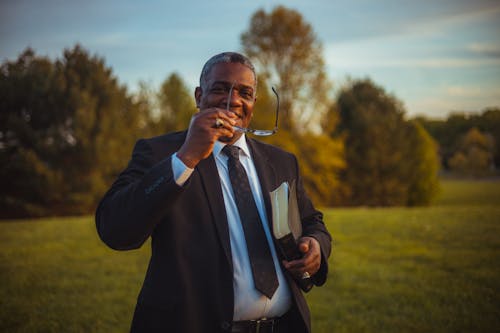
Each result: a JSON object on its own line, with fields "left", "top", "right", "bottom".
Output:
{"left": 95, "top": 139, "right": 185, "bottom": 250}
{"left": 293, "top": 154, "right": 332, "bottom": 287}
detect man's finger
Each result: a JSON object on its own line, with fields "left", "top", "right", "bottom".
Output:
{"left": 299, "top": 241, "right": 309, "bottom": 254}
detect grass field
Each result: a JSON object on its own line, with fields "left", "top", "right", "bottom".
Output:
{"left": 1, "top": 179, "right": 499, "bottom": 332}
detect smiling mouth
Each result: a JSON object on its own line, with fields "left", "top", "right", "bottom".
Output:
{"left": 226, "top": 108, "right": 244, "bottom": 120}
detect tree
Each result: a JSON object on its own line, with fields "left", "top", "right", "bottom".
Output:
{"left": 332, "top": 78, "right": 439, "bottom": 206}
{"left": 448, "top": 127, "right": 495, "bottom": 176}
{"left": 417, "top": 108, "right": 500, "bottom": 171}
{"left": 241, "top": 5, "right": 331, "bottom": 132}
{"left": 471, "top": 108, "right": 500, "bottom": 168}
{"left": 241, "top": 6, "right": 346, "bottom": 205}
{"left": 0, "top": 48, "right": 67, "bottom": 216}
{"left": 0, "top": 46, "right": 148, "bottom": 217}
{"left": 294, "top": 133, "right": 347, "bottom": 206}
{"left": 156, "top": 73, "right": 197, "bottom": 134}
{"left": 249, "top": 77, "right": 346, "bottom": 206}
{"left": 406, "top": 121, "right": 440, "bottom": 206}
{"left": 250, "top": 76, "right": 279, "bottom": 132}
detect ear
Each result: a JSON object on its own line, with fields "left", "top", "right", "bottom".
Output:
{"left": 194, "top": 87, "right": 202, "bottom": 108}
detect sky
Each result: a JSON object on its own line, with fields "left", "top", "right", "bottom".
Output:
{"left": 1, "top": 0, "right": 499, "bottom": 119}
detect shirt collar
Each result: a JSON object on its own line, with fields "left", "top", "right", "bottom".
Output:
{"left": 214, "top": 135, "right": 251, "bottom": 159}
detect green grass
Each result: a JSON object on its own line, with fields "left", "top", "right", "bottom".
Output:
{"left": 434, "top": 177, "right": 500, "bottom": 207}
{"left": 0, "top": 217, "right": 149, "bottom": 333}
{"left": 1, "top": 179, "right": 499, "bottom": 332}
{"left": 307, "top": 179, "right": 500, "bottom": 332}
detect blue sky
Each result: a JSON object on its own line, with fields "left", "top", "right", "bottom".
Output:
{"left": 1, "top": 0, "right": 499, "bottom": 118}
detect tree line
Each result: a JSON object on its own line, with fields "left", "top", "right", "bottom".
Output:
{"left": 417, "top": 109, "right": 500, "bottom": 177}
{"left": 4, "top": 6, "right": 493, "bottom": 218}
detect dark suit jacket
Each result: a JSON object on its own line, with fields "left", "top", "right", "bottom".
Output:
{"left": 95, "top": 131, "right": 332, "bottom": 333}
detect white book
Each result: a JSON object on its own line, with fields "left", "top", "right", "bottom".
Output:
{"left": 270, "top": 180, "right": 312, "bottom": 291}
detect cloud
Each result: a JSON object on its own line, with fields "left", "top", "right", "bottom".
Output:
{"left": 407, "top": 95, "right": 500, "bottom": 118}
{"left": 320, "top": 0, "right": 500, "bottom": 46}
{"left": 468, "top": 43, "right": 500, "bottom": 58}
{"left": 323, "top": 2, "right": 500, "bottom": 72}
{"left": 409, "top": 2, "right": 500, "bottom": 33}
{"left": 445, "top": 85, "right": 500, "bottom": 98}
{"left": 325, "top": 44, "right": 500, "bottom": 70}
{"left": 406, "top": 84, "right": 500, "bottom": 117}
{"left": 446, "top": 86, "right": 483, "bottom": 98}
{"left": 395, "top": 58, "right": 500, "bottom": 69}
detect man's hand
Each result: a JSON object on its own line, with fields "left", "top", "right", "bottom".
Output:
{"left": 177, "top": 108, "right": 237, "bottom": 168}
{"left": 282, "top": 236, "right": 321, "bottom": 280}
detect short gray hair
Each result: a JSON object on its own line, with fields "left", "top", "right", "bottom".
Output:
{"left": 199, "top": 52, "right": 257, "bottom": 89}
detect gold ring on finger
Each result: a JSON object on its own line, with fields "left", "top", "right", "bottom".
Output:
{"left": 215, "top": 118, "right": 224, "bottom": 128}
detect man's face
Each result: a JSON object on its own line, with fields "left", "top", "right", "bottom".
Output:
{"left": 195, "top": 62, "right": 256, "bottom": 143}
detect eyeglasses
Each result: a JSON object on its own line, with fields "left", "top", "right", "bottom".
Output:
{"left": 227, "top": 83, "right": 280, "bottom": 136}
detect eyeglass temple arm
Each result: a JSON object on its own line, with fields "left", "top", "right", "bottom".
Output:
{"left": 271, "top": 87, "right": 280, "bottom": 129}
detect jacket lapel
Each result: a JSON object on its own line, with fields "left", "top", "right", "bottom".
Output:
{"left": 196, "top": 155, "right": 233, "bottom": 271}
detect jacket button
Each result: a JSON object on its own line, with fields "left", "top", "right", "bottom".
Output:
{"left": 221, "top": 321, "right": 231, "bottom": 330}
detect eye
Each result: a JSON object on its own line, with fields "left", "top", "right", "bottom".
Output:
{"left": 210, "top": 85, "right": 227, "bottom": 94}
{"left": 240, "top": 89, "right": 254, "bottom": 99}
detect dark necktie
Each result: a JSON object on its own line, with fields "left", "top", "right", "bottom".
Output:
{"left": 223, "top": 145, "right": 279, "bottom": 299}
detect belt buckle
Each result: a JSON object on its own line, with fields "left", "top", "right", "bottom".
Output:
{"left": 254, "top": 318, "right": 274, "bottom": 333}
{"left": 255, "top": 318, "right": 262, "bottom": 333}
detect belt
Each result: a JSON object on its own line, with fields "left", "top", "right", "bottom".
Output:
{"left": 231, "top": 317, "right": 280, "bottom": 333}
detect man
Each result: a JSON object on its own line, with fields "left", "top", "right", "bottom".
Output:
{"left": 96, "top": 52, "right": 331, "bottom": 333}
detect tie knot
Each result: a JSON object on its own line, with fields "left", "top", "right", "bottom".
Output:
{"left": 223, "top": 145, "right": 240, "bottom": 161}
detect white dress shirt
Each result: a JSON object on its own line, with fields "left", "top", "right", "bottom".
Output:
{"left": 171, "top": 136, "right": 292, "bottom": 320}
